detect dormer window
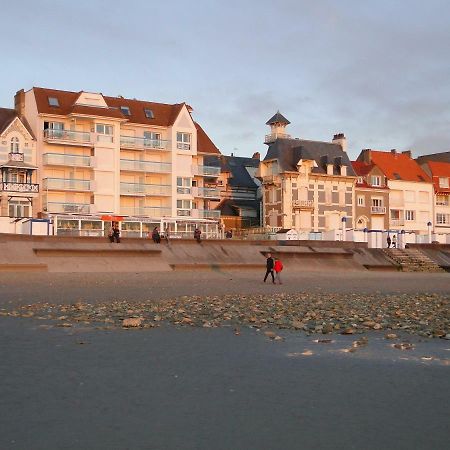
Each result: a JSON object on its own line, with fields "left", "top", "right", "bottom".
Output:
{"left": 48, "top": 97, "right": 59, "bottom": 107}
{"left": 357, "top": 176, "right": 364, "bottom": 184}
{"left": 371, "top": 175, "right": 381, "bottom": 186}
{"left": 144, "top": 108, "right": 154, "bottom": 119}
{"left": 439, "top": 177, "right": 449, "bottom": 188}
{"left": 120, "top": 106, "right": 131, "bottom": 116}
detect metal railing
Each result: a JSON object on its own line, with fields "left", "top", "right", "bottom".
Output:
{"left": 176, "top": 142, "right": 191, "bottom": 150}
{"left": 176, "top": 187, "right": 191, "bottom": 194}
{"left": 43, "top": 153, "right": 91, "bottom": 167}
{"left": 120, "top": 183, "right": 171, "bottom": 196}
{"left": 120, "top": 136, "right": 170, "bottom": 150}
{"left": 1, "top": 182, "right": 39, "bottom": 193}
{"left": 44, "top": 129, "right": 92, "bottom": 144}
{"left": 120, "top": 159, "right": 171, "bottom": 173}
{"left": 192, "top": 165, "right": 221, "bottom": 177}
{"left": 293, "top": 200, "right": 314, "bottom": 208}
{"left": 264, "top": 133, "right": 291, "bottom": 144}
{"left": 43, "top": 178, "right": 91, "bottom": 191}
{"left": 46, "top": 202, "right": 91, "bottom": 214}
{"left": 192, "top": 209, "right": 220, "bottom": 219}
{"left": 120, "top": 206, "right": 172, "bottom": 217}
{"left": 371, "top": 206, "right": 386, "bottom": 214}
{"left": 192, "top": 187, "right": 221, "bottom": 198}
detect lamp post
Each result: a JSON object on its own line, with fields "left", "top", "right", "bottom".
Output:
{"left": 427, "top": 221, "right": 432, "bottom": 244}
{"left": 341, "top": 216, "right": 347, "bottom": 241}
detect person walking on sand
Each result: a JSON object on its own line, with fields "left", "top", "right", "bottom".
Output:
{"left": 263, "top": 252, "right": 275, "bottom": 284}
{"left": 274, "top": 257, "right": 283, "bottom": 284}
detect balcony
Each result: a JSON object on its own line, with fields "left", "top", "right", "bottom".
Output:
{"left": 192, "top": 165, "right": 221, "bottom": 177}
{"left": 120, "top": 159, "right": 171, "bottom": 173}
{"left": 46, "top": 202, "right": 91, "bottom": 214}
{"left": 371, "top": 206, "right": 386, "bottom": 214}
{"left": 176, "top": 142, "right": 191, "bottom": 151}
{"left": 177, "top": 209, "right": 191, "bottom": 216}
{"left": 262, "top": 175, "right": 277, "bottom": 184}
{"left": 192, "top": 209, "right": 221, "bottom": 219}
{"left": 264, "top": 133, "right": 291, "bottom": 144}
{"left": 8, "top": 152, "right": 24, "bottom": 162}
{"left": 120, "top": 182, "right": 171, "bottom": 196}
{"left": 43, "top": 153, "right": 92, "bottom": 167}
{"left": 192, "top": 187, "right": 221, "bottom": 198}
{"left": 120, "top": 206, "right": 172, "bottom": 217}
{"left": 120, "top": 136, "right": 170, "bottom": 151}
{"left": 176, "top": 187, "right": 191, "bottom": 195}
{"left": 43, "top": 178, "right": 92, "bottom": 191}
{"left": 1, "top": 181, "right": 39, "bottom": 193}
{"left": 293, "top": 200, "right": 314, "bottom": 210}
{"left": 44, "top": 129, "right": 92, "bottom": 146}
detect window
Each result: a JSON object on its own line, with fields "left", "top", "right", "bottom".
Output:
{"left": 177, "top": 177, "right": 191, "bottom": 194}
{"left": 390, "top": 209, "right": 401, "bottom": 220}
{"left": 325, "top": 188, "right": 332, "bottom": 205}
{"left": 144, "top": 108, "right": 154, "bottom": 119}
{"left": 96, "top": 124, "right": 113, "bottom": 135}
{"left": 120, "top": 106, "right": 131, "bottom": 116}
{"left": 439, "top": 177, "right": 449, "bottom": 188}
{"left": 143, "top": 131, "right": 162, "bottom": 148}
{"left": 48, "top": 97, "right": 59, "bottom": 107}
{"left": 8, "top": 199, "right": 30, "bottom": 218}
{"left": 436, "top": 195, "right": 449, "bottom": 206}
{"left": 357, "top": 177, "right": 364, "bottom": 184}
{"left": 177, "top": 199, "right": 191, "bottom": 215}
{"left": 357, "top": 196, "right": 365, "bottom": 207}
{"left": 10, "top": 137, "right": 19, "bottom": 153}
{"left": 372, "top": 198, "right": 383, "bottom": 207}
{"left": 176, "top": 132, "right": 191, "bottom": 150}
{"left": 436, "top": 213, "right": 449, "bottom": 224}
{"left": 371, "top": 176, "right": 381, "bottom": 186}
{"left": 405, "top": 210, "right": 415, "bottom": 221}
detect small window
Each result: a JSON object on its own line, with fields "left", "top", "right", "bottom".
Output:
{"left": 48, "top": 97, "right": 59, "bottom": 107}
{"left": 393, "top": 172, "right": 402, "bottom": 180}
{"left": 405, "top": 210, "right": 415, "bottom": 221}
{"left": 357, "top": 177, "right": 364, "bottom": 184}
{"left": 96, "top": 124, "right": 113, "bottom": 135}
{"left": 372, "top": 198, "right": 383, "bottom": 207}
{"left": 371, "top": 176, "right": 381, "bottom": 186}
{"left": 120, "top": 106, "right": 131, "bottom": 116}
{"left": 144, "top": 108, "right": 154, "bottom": 119}
{"left": 357, "top": 196, "right": 365, "bottom": 207}
{"left": 439, "top": 177, "right": 449, "bottom": 188}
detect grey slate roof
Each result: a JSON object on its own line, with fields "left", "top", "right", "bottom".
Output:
{"left": 216, "top": 199, "right": 260, "bottom": 217}
{"left": 266, "top": 111, "right": 290, "bottom": 125}
{"left": 416, "top": 152, "right": 450, "bottom": 164}
{"left": 263, "top": 137, "right": 356, "bottom": 176}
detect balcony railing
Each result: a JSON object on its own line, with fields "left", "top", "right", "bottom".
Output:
{"left": 8, "top": 152, "right": 24, "bottom": 162}
{"left": 293, "top": 200, "right": 314, "bottom": 209}
{"left": 43, "top": 153, "right": 91, "bottom": 167}
{"left": 44, "top": 129, "right": 92, "bottom": 145}
{"left": 176, "top": 142, "right": 191, "bottom": 150}
{"left": 43, "top": 178, "right": 92, "bottom": 191}
{"left": 120, "top": 206, "right": 172, "bottom": 217}
{"left": 192, "top": 209, "right": 221, "bottom": 219}
{"left": 176, "top": 187, "right": 191, "bottom": 194}
{"left": 192, "top": 165, "right": 221, "bottom": 177}
{"left": 262, "top": 175, "right": 277, "bottom": 184}
{"left": 46, "top": 202, "right": 91, "bottom": 214}
{"left": 1, "top": 182, "right": 39, "bottom": 193}
{"left": 120, "top": 159, "right": 171, "bottom": 173}
{"left": 193, "top": 187, "right": 221, "bottom": 198}
{"left": 177, "top": 209, "right": 191, "bottom": 216}
{"left": 120, "top": 136, "right": 170, "bottom": 150}
{"left": 371, "top": 206, "right": 386, "bottom": 214}
{"left": 390, "top": 218, "right": 405, "bottom": 226}
{"left": 264, "top": 133, "right": 291, "bottom": 144}
{"left": 120, "top": 183, "right": 171, "bottom": 196}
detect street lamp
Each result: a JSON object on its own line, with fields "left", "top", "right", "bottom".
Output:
{"left": 341, "top": 216, "right": 347, "bottom": 241}
{"left": 427, "top": 221, "right": 432, "bottom": 244}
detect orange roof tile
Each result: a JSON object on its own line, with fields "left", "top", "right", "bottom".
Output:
{"left": 426, "top": 161, "right": 450, "bottom": 193}
{"left": 195, "top": 122, "right": 221, "bottom": 154}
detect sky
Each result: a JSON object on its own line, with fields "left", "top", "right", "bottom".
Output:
{"left": 1, "top": 0, "right": 449, "bottom": 160}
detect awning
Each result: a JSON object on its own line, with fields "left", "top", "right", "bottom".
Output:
{"left": 101, "top": 215, "right": 125, "bottom": 222}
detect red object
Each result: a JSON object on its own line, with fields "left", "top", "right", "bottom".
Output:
{"left": 101, "top": 215, "right": 125, "bottom": 222}
{"left": 274, "top": 260, "right": 283, "bottom": 272}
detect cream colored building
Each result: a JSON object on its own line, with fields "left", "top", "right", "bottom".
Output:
{"left": 13, "top": 87, "right": 221, "bottom": 235}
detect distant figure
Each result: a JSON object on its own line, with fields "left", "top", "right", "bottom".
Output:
{"left": 392, "top": 235, "right": 397, "bottom": 248}
{"left": 113, "top": 224, "right": 121, "bottom": 243}
{"left": 263, "top": 252, "right": 275, "bottom": 284}
{"left": 194, "top": 227, "right": 202, "bottom": 243}
{"left": 108, "top": 225, "right": 114, "bottom": 243}
{"left": 386, "top": 235, "right": 391, "bottom": 248}
{"left": 274, "top": 258, "right": 283, "bottom": 284}
{"left": 226, "top": 230, "right": 233, "bottom": 239}
{"left": 164, "top": 226, "right": 170, "bottom": 242}
{"left": 152, "top": 227, "right": 161, "bottom": 244}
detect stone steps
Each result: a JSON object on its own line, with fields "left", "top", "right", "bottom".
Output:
{"left": 382, "top": 249, "right": 445, "bottom": 272}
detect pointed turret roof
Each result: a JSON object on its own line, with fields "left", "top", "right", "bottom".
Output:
{"left": 266, "top": 110, "right": 290, "bottom": 125}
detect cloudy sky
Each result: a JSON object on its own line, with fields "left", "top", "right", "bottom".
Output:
{"left": 1, "top": 0, "right": 449, "bottom": 160}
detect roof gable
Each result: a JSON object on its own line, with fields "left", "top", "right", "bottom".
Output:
{"left": 195, "top": 123, "right": 220, "bottom": 154}
{"left": 0, "top": 108, "right": 35, "bottom": 139}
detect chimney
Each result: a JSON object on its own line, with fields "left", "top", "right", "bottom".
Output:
{"left": 252, "top": 152, "right": 260, "bottom": 160}
{"left": 14, "top": 89, "right": 25, "bottom": 115}
{"left": 332, "top": 133, "right": 347, "bottom": 152}
{"left": 402, "top": 150, "right": 412, "bottom": 158}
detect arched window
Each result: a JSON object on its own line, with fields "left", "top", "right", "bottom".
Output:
{"left": 10, "top": 137, "right": 19, "bottom": 153}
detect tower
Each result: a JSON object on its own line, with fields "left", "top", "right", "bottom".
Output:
{"left": 264, "top": 111, "right": 291, "bottom": 144}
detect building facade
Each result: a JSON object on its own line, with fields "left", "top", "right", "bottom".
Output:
{"left": 258, "top": 112, "right": 356, "bottom": 232}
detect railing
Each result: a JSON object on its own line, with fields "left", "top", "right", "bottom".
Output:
{"left": 46, "top": 202, "right": 91, "bottom": 214}
{"left": 43, "top": 153, "right": 91, "bottom": 167}
{"left": 120, "top": 206, "right": 172, "bottom": 217}
{"left": 44, "top": 129, "right": 92, "bottom": 144}
{"left": 97, "top": 134, "right": 114, "bottom": 144}
{"left": 390, "top": 218, "right": 405, "bottom": 226}
{"left": 176, "top": 187, "right": 191, "bottom": 194}
{"left": 192, "top": 209, "right": 221, "bottom": 219}
{"left": 8, "top": 152, "right": 24, "bottom": 162}
{"left": 120, "top": 159, "right": 171, "bottom": 173}
{"left": 1, "top": 182, "right": 39, "bottom": 193}
{"left": 371, "top": 206, "right": 386, "bottom": 214}
{"left": 264, "top": 133, "right": 291, "bottom": 144}
{"left": 436, "top": 197, "right": 449, "bottom": 206}
{"left": 43, "top": 178, "right": 91, "bottom": 191}
{"left": 177, "top": 209, "right": 191, "bottom": 216}
{"left": 176, "top": 142, "right": 191, "bottom": 150}
{"left": 120, "top": 183, "right": 171, "bottom": 196}
{"left": 293, "top": 200, "right": 314, "bottom": 209}
{"left": 192, "top": 187, "right": 221, "bottom": 198}
{"left": 120, "top": 136, "right": 170, "bottom": 150}
{"left": 192, "top": 165, "right": 221, "bottom": 177}
{"left": 262, "top": 175, "right": 277, "bottom": 184}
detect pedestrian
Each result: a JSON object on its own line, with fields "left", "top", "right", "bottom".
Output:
{"left": 274, "top": 257, "right": 283, "bottom": 284}
{"left": 226, "top": 230, "right": 232, "bottom": 239}
{"left": 164, "top": 226, "right": 170, "bottom": 243}
{"left": 108, "top": 224, "right": 114, "bottom": 243}
{"left": 392, "top": 235, "right": 397, "bottom": 248}
{"left": 194, "top": 227, "right": 201, "bottom": 243}
{"left": 386, "top": 235, "right": 391, "bottom": 248}
{"left": 263, "top": 252, "right": 275, "bottom": 284}
{"left": 113, "top": 224, "right": 121, "bottom": 243}
{"left": 152, "top": 227, "right": 161, "bottom": 244}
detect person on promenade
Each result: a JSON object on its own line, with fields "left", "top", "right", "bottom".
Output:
{"left": 108, "top": 224, "right": 114, "bottom": 243}
{"left": 164, "top": 226, "right": 170, "bottom": 243}
{"left": 392, "top": 235, "right": 397, "bottom": 248}
{"left": 194, "top": 227, "right": 201, "bottom": 243}
{"left": 152, "top": 227, "right": 161, "bottom": 244}
{"left": 263, "top": 253, "right": 275, "bottom": 284}
{"left": 226, "top": 230, "right": 233, "bottom": 239}
{"left": 113, "top": 224, "right": 121, "bottom": 243}
{"left": 274, "top": 257, "right": 283, "bottom": 284}
{"left": 386, "top": 235, "right": 391, "bottom": 248}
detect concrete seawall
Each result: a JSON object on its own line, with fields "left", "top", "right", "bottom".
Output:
{"left": 1, "top": 233, "right": 446, "bottom": 273}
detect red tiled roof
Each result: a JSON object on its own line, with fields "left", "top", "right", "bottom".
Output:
{"left": 195, "top": 122, "right": 221, "bottom": 154}
{"left": 426, "top": 161, "right": 450, "bottom": 193}
{"left": 0, "top": 107, "right": 35, "bottom": 138}
{"left": 351, "top": 161, "right": 374, "bottom": 176}
{"left": 369, "top": 150, "right": 431, "bottom": 182}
